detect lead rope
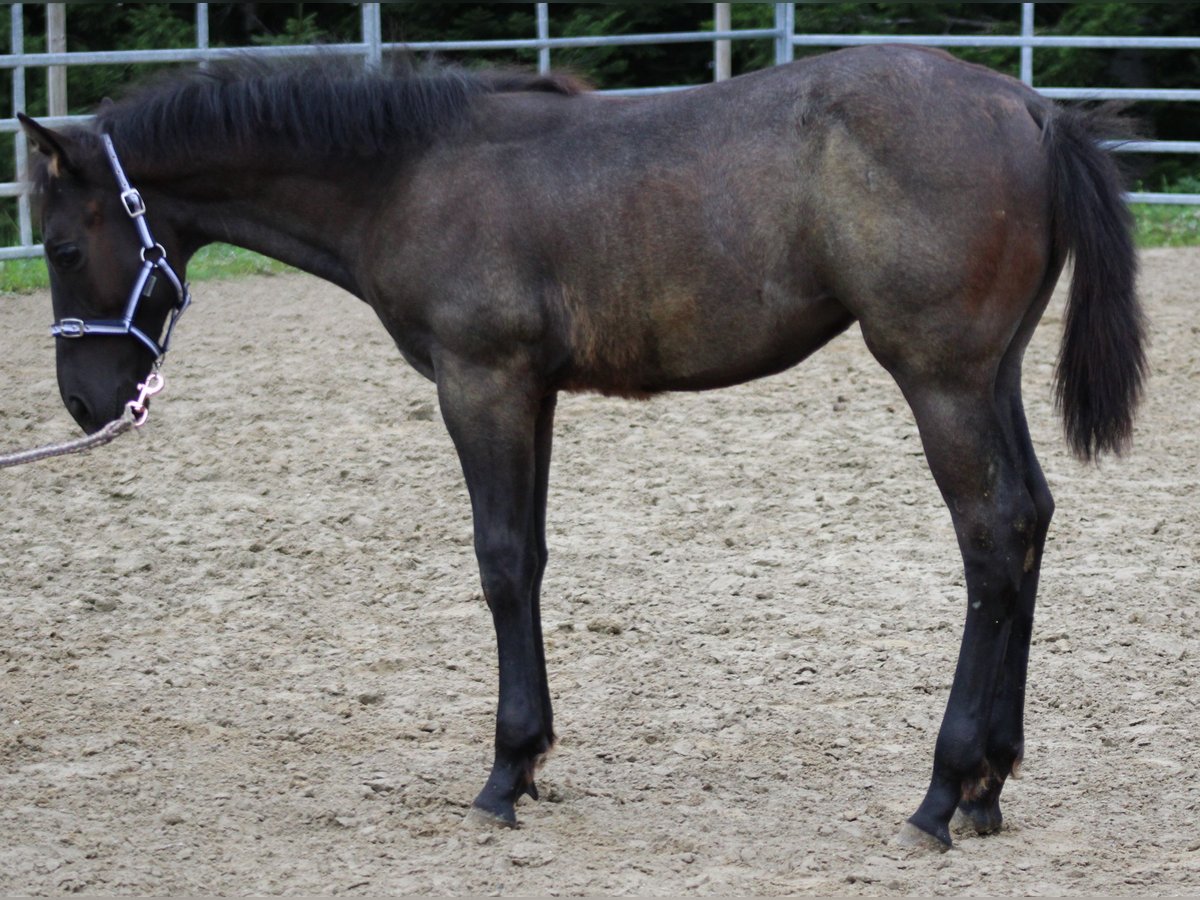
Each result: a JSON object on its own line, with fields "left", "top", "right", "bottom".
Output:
{"left": 0, "top": 371, "right": 164, "bottom": 469}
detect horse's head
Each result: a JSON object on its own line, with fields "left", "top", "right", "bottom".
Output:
{"left": 19, "top": 115, "right": 189, "bottom": 434}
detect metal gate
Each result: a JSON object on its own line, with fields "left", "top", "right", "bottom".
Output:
{"left": 4, "top": 2, "right": 1199, "bottom": 260}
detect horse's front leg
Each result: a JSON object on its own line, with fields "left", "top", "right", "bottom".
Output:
{"left": 436, "top": 353, "right": 555, "bottom": 825}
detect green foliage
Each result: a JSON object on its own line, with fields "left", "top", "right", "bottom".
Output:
{"left": 0, "top": 245, "right": 294, "bottom": 296}
{"left": 126, "top": 4, "right": 193, "bottom": 51}
{"left": 788, "top": 3, "right": 1021, "bottom": 72}
{"left": 252, "top": 11, "right": 325, "bottom": 48}
{"left": 1131, "top": 175, "right": 1200, "bottom": 247}
{"left": 381, "top": 4, "right": 540, "bottom": 70}
{"left": 1134, "top": 203, "right": 1200, "bottom": 248}
{"left": 186, "top": 245, "right": 296, "bottom": 281}
{"left": 0, "top": 257, "right": 51, "bottom": 295}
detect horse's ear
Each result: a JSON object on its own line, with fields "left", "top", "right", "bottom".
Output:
{"left": 17, "top": 112, "right": 74, "bottom": 177}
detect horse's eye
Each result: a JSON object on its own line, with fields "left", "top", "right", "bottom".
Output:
{"left": 49, "top": 242, "right": 82, "bottom": 272}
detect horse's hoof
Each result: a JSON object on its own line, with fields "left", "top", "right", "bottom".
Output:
{"left": 895, "top": 820, "right": 952, "bottom": 852}
{"left": 464, "top": 804, "right": 518, "bottom": 829}
{"left": 954, "top": 800, "right": 1003, "bottom": 835}
{"left": 950, "top": 808, "right": 973, "bottom": 833}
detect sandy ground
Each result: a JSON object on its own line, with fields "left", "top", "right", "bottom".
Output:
{"left": 0, "top": 247, "right": 1197, "bottom": 896}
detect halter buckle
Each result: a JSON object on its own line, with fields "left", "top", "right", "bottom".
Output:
{"left": 56, "top": 318, "right": 86, "bottom": 338}
{"left": 120, "top": 188, "right": 146, "bottom": 218}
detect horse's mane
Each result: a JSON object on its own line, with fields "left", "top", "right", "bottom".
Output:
{"left": 94, "top": 55, "right": 588, "bottom": 171}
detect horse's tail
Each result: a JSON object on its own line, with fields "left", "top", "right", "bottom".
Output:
{"left": 1041, "top": 104, "right": 1146, "bottom": 462}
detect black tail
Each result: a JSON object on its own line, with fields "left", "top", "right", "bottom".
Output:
{"left": 1042, "top": 105, "right": 1146, "bottom": 461}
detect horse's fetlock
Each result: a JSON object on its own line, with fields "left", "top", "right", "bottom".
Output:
{"left": 496, "top": 710, "right": 552, "bottom": 760}
{"left": 935, "top": 726, "right": 988, "bottom": 782}
{"left": 988, "top": 736, "right": 1024, "bottom": 776}
{"left": 960, "top": 772, "right": 992, "bottom": 803}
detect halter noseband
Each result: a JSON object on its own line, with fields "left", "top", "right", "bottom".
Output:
{"left": 49, "top": 134, "right": 191, "bottom": 361}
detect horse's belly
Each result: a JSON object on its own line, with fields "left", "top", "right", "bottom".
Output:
{"left": 559, "top": 288, "right": 853, "bottom": 395}
{"left": 649, "top": 292, "right": 855, "bottom": 391}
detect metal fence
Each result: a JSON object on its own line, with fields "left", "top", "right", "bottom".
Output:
{"left": 3, "top": 2, "right": 1199, "bottom": 260}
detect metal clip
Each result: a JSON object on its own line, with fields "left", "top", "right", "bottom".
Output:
{"left": 124, "top": 371, "right": 166, "bottom": 428}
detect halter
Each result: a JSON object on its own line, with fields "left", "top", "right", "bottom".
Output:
{"left": 49, "top": 134, "right": 192, "bottom": 362}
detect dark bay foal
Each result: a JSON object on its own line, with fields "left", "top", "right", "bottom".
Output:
{"left": 19, "top": 44, "right": 1143, "bottom": 849}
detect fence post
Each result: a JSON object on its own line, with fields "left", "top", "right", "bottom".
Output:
{"left": 714, "top": 3, "right": 731, "bottom": 81}
{"left": 196, "top": 3, "right": 209, "bottom": 68}
{"left": 47, "top": 3, "right": 67, "bottom": 117}
{"left": 536, "top": 4, "right": 550, "bottom": 74}
{"left": 362, "top": 3, "right": 382, "bottom": 69}
{"left": 1020, "top": 3, "right": 1035, "bottom": 85}
{"left": 11, "top": 3, "right": 33, "bottom": 249}
{"left": 774, "top": 3, "right": 794, "bottom": 66}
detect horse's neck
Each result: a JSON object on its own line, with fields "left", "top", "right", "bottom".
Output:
{"left": 159, "top": 164, "right": 376, "bottom": 297}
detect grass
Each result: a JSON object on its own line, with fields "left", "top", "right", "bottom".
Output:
{"left": 3, "top": 203, "right": 1199, "bottom": 294}
{"left": 0, "top": 243, "right": 294, "bottom": 295}
{"left": 1132, "top": 202, "right": 1200, "bottom": 248}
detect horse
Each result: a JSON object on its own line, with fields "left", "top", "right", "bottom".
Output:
{"left": 18, "top": 44, "right": 1144, "bottom": 850}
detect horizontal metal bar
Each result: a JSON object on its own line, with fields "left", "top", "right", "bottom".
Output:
{"left": 0, "top": 30, "right": 785, "bottom": 70}
{"left": 0, "top": 114, "right": 92, "bottom": 134}
{"left": 386, "top": 28, "right": 782, "bottom": 53}
{"left": 0, "top": 43, "right": 371, "bottom": 69}
{"left": 0, "top": 244, "right": 44, "bottom": 260}
{"left": 600, "top": 85, "right": 697, "bottom": 97}
{"left": 789, "top": 34, "right": 1200, "bottom": 50}
{"left": 1126, "top": 192, "right": 1200, "bottom": 206}
{"left": 1018, "top": 35, "right": 1200, "bottom": 49}
{"left": 1111, "top": 141, "right": 1200, "bottom": 154}
{"left": 1039, "top": 88, "right": 1200, "bottom": 102}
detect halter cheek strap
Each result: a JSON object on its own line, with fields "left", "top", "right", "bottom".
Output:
{"left": 49, "top": 134, "right": 192, "bottom": 361}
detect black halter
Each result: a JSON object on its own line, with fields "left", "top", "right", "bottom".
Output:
{"left": 49, "top": 134, "right": 192, "bottom": 361}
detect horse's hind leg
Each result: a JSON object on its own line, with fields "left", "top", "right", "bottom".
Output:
{"left": 954, "top": 380, "right": 1054, "bottom": 836}
{"left": 879, "top": 367, "right": 1043, "bottom": 849}
{"left": 435, "top": 354, "right": 556, "bottom": 825}
{"left": 530, "top": 393, "right": 558, "bottom": 772}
